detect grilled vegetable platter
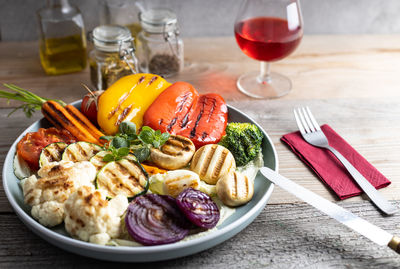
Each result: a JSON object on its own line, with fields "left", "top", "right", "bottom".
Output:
{"left": 2, "top": 74, "right": 277, "bottom": 261}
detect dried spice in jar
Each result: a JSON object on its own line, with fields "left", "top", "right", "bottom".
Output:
{"left": 149, "top": 54, "right": 180, "bottom": 76}
{"left": 136, "top": 9, "right": 183, "bottom": 78}
{"left": 88, "top": 25, "right": 138, "bottom": 91}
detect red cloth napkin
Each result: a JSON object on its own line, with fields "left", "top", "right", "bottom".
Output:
{"left": 281, "top": 124, "right": 391, "bottom": 200}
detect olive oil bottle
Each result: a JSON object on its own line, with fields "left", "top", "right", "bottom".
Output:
{"left": 37, "top": 0, "right": 87, "bottom": 75}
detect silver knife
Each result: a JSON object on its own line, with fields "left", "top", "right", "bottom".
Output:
{"left": 260, "top": 167, "right": 400, "bottom": 254}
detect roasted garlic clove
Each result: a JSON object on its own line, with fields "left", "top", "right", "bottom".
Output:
{"left": 190, "top": 144, "right": 236, "bottom": 185}
{"left": 150, "top": 135, "right": 195, "bottom": 170}
{"left": 216, "top": 171, "right": 254, "bottom": 207}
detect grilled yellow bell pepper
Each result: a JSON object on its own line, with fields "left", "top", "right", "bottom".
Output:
{"left": 97, "top": 73, "right": 171, "bottom": 134}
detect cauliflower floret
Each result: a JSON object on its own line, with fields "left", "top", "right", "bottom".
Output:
{"left": 64, "top": 186, "right": 128, "bottom": 245}
{"left": 21, "top": 161, "right": 96, "bottom": 227}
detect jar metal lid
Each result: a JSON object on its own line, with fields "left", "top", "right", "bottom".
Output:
{"left": 91, "top": 25, "right": 133, "bottom": 52}
{"left": 139, "top": 8, "right": 177, "bottom": 33}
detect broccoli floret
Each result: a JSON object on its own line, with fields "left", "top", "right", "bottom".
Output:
{"left": 219, "top": 122, "right": 263, "bottom": 166}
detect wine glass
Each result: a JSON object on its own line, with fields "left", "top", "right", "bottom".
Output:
{"left": 234, "top": 0, "right": 303, "bottom": 99}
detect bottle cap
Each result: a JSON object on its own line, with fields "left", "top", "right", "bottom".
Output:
{"left": 139, "top": 8, "right": 177, "bottom": 34}
{"left": 91, "top": 25, "right": 133, "bottom": 52}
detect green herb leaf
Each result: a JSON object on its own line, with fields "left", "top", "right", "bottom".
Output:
{"left": 159, "top": 132, "right": 170, "bottom": 145}
{"left": 103, "top": 153, "right": 115, "bottom": 162}
{"left": 134, "top": 146, "right": 150, "bottom": 163}
{"left": 152, "top": 140, "right": 160, "bottom": 148}
{"left": 100, "top": 136, "right": 114, "bottom": 141}
{"left": 138, "top": 129, "right": 154, "bottom": 144}
{"left": 119, "top": 121, "right": 137, "bottom": 135}
{"left": 102, "top": 125, "right": 170, "bottom": 164}
{"left": 111, "top": 136, "right": 129, "bottom": 149}
{"left": 126, "top": 134, "right": 138, "bottom": 141}
{"left": 117, "top": 147, "right": 130, "bottom": 157}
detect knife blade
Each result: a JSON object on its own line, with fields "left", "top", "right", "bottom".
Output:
{"left": 260, "top": 167, "right": 400, "bottom": 253}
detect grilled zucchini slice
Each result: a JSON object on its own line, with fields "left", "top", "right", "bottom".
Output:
{"left": 62, "top": 142, "right": 102, "bottom": 162}
{"left": 89, "top": 151, "right": 109, "bottom": 172}
{"left": 95, "top": 155, "right": 148, "bottom": 199}
{"left": 39, "top": 142, "right": 68, "bottom": 168}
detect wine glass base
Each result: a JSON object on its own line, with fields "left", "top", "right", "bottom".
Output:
{"left": 236, "top": 71, "right": 292, "bottom": 99}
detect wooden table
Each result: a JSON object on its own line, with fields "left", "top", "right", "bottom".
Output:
{"left": 1, "top": 36, "right": 400, "bottom": 268}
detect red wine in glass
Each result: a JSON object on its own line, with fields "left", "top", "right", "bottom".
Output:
{"left": 235, "top": 17, "right": 302, "bottom": 62}
{"left": 234, "top": 0, "right": 303, "bottom": 99}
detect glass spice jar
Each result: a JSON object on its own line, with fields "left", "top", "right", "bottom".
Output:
{"left": 88, "top": 25, "right": 138, "bottom": 91}
{"left": 136, "top": 8, "right": 184, "bottom": 78}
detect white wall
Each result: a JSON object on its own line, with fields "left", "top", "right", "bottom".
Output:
{"left": 1, "top": 0, "right": 400, "bottom": 41}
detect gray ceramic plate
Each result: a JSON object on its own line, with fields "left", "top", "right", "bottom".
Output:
{"left": 2, "top": 101, "right": 278, "bottom": 262}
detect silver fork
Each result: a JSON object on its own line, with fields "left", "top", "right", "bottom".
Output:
{"left": 294, "top": 107, "right": 398, "bottom": 215}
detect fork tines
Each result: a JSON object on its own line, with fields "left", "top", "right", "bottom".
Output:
{"left": 294, "top": 107, "right": 321, "bottom": 134}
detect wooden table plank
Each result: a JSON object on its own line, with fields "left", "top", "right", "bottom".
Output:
{"left": 0, "top": 202, "right": 399, "bottom": 268}
{"left": 2, "top": 36, "right": 400, "bottom": 106}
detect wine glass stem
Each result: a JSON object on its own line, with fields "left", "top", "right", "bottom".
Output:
{"left": 258, "top": 61, "right": 272, "bottom": 84}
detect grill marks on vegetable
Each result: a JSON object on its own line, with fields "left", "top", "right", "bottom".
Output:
{"left": 125, "top": 194, "right": 190, "bottom": 245}
{"left": 96, "top": 158, "right": 148, "bottom": 199}
{"left": 42, "top": 101, "right": 102, "bottom": 144}
{"left": 108, "top": 75, "right": 146, "bottom": 120}
{"left": 162, "top": 136, "right": 192, "bottom": 157}
{"left": 148, "top": 76, "right": 158, "bottom": 85}
{"left": 62, "top": 142, "right": 102, "bottom": 162}
{"left": 41, "top": 109, "right": 62, "bottom": 129}
{"left": 199, "top": 145, "right": 217, "bottom": 178}
{"left": 39, "top": 142, "right": 68, "bottom": 167}
{"left": 232, "top": 172, "right": 238, "bottom": 199}
{"left": 176, "top": 188, "right": 220, "bottom": 229}
{"left": 150, "top": 135, "right": 196, "bottom": 170}
{"left": 190, "top": 99, "right": 206, "bottom": 139}
{"left": 115, "top": 105, "right": 133, "bottom": 126}
{"left": 190, "top": 144, "right": 236, "bottom": 185}
{"left": 89, "top": 151, "right": 109, "bottom": 171}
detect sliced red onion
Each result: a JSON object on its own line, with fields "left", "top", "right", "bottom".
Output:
{"left": 176, "top": 188, "right": 220, "bottom": 229}
{"left": 125, "top": 194, "right": 191, "bottom": 246}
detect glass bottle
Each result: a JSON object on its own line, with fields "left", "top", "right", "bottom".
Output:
{"left": 99, "top": 0, "right": 143, "bottom": 43}
{"left": 37, "top": 0, "right": 87, "bottom": 75}
{"left": 136, "top": 8, "right": 184, "bottom": 78}
{"left": 88, "top": 25, "right": 138, "bottom": 91}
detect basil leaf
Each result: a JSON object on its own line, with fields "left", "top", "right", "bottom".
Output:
{"left": 100, "top": 136, "right": 114, "bottom": 141}
{"left": 117, "top": 147, "right": 130, "bottom": 157}
{"left": 152, "top": 140, "right": 160, "bottom": 148}
{"left": 139, "top": 129, "right": 154, "bottom": 144}
{"left": 141, "top": 126, "right": 153, "bottom": 132}
{"left": 134, "top": 147, "right": 150, "bottom": 163}
{"left": 126, "top": 134, "right": 138, "bottom": 141}
{"left": 155, "top": 129, "right": 162, "bottom": 136}
{"left": 111, "top": 136, "right": 129, "bottom": 149}
{"left": 159, "top": 132, "right": 170, "bottom": 146}
{"left": 103, "top": 154, "right": 115, "bottom": 162}
{"left": 119, "top": 121, "right": 137, "bottom": 135}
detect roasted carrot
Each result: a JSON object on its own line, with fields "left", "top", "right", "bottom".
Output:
{"left": 65, "top": 104, "right": 105, "bottom": 144}
{"left": 42, "top": 100, "right": 99, "bottom": 144}
{"left": 0, "top": 84, "right": 104, "bottom": 145}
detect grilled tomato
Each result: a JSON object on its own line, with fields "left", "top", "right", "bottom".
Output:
{"left": 17, "top": 127, "right": 76, "bottom": 170}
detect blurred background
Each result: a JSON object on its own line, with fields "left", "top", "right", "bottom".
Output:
{"left": 2, "top": 0, "right": 400, "bottom": 41}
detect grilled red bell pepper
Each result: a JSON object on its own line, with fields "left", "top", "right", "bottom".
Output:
{"left": 143, "top": 82, "right": 228, "bottom": 147}
{"left": 143, "top": 81, "right": 199, "bottom": 134}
